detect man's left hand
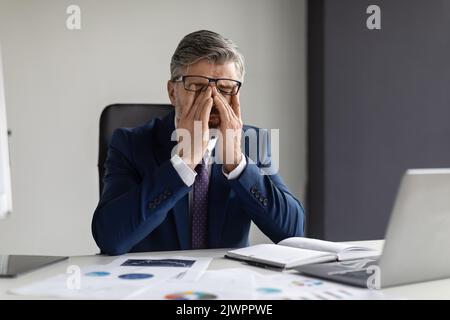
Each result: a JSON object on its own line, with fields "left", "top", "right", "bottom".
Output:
{"left": 212, "top": 87, "right": 243, "bottom": 173}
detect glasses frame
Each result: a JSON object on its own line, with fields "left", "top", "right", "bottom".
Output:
{"left": 173, "top": 75, "right": 242, "bottom": 96}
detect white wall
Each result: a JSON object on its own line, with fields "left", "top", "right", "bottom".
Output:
{"left": 0, "top": 0, "right": 307, "bottom": 256}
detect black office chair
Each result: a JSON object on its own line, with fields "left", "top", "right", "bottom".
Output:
{"left": 98, "top": 103, "right": 173, "bottom": 196}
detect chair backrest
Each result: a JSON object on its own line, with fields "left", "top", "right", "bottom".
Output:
{"left": 98, "top": 103, "right": 173, "bottom": 196}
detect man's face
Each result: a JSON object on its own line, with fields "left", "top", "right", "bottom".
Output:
{"left": 167, "top": 59, "right": 240, "bottom": 128}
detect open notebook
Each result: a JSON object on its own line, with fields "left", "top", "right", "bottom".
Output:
{"left": 225, "top": 237, "right": 381, "bottom": 269}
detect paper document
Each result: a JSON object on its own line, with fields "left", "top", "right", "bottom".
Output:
{"left": 10, "top": 256, "right": 211, "bottom": 299}
{"left": 108, "top": 255, "right": 211, "bottom": 281}
{"left": 253, "top": 272, "right": 387, "bottom": 300}
{"left": 130, "top": 268, "right": 256, "bottom": 300}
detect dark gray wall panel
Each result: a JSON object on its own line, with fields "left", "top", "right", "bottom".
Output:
{"left": 308, "top": 0, "right": 450, "bottom": 240}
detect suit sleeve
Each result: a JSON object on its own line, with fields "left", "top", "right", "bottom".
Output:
{"left": 92, "top": 129, "right": 191, "bottom": 255}
{"left": 227, "top": 156, "right": 305, "bottom": 243}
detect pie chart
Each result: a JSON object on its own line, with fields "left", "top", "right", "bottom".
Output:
{"left": 164, "top": 291, "right": 217, "bottom": 300}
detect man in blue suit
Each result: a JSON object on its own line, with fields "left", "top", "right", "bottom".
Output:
{"left": 92, "top": 30, "right": 305, "bottom": 255}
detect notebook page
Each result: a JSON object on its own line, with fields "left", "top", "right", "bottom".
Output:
{"left": 227, "top": 244, "right": 332, "bottom": 265}
{"left": 278, "top": 237, "right": 371, "bottom": 254}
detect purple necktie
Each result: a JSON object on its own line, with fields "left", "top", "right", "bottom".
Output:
{"left": 191, "top": 162, "right": 209, "bottom": 249}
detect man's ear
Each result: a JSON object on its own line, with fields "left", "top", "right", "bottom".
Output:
{"left": 167, "top": 80, "right": 177, "bottom": 106}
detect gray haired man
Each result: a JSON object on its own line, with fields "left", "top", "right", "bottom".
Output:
{"left": 92, "top": 30, "right": 305, "bottom": 255}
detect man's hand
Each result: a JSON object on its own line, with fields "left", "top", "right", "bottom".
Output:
{"left": 176, "top": 87, "right": 213, "bottom": 170}
{"left": 212, "top": 87, "right": 243, "bottom": 173}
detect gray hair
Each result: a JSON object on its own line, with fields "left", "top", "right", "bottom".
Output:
{"left": 170, "top": 30, "right": 245, "bottom": 81}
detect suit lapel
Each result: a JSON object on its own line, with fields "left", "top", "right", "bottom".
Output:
{"left": 154, "top": 111, "right": 190, "bottom": 249}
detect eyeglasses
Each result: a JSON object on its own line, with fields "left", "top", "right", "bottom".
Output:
{"left": 173, "top": 75, "right": 242, "bottom": 96}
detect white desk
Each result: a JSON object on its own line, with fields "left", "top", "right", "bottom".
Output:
{"left": 1, "top": 240, "right": 450, "bottom": 300}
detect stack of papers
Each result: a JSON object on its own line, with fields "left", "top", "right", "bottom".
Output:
{"left": 10, "top": 256, "right": 211, "bottom": 299}
{"left": 10, "top": 256, "right": 388, "bottom": 300}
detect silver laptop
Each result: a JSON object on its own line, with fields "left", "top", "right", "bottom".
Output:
{"left": 295, "top": 169, "right": 450, "bottom": 288}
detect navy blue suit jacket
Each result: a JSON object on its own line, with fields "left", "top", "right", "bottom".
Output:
{"left": 92, "top": 110, "right": 305, "bottom": 255}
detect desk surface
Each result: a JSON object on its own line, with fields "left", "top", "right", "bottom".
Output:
{"left": 2, "top": 240, "right": 450, "bottom": 300}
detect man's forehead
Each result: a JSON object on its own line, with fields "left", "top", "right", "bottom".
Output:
{"left": 184, "top": 59, "right": 238, "bottom": 79}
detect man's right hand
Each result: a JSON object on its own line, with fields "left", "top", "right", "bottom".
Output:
{"left": 176, "top": 87, "right": 213, "bottom": 170}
